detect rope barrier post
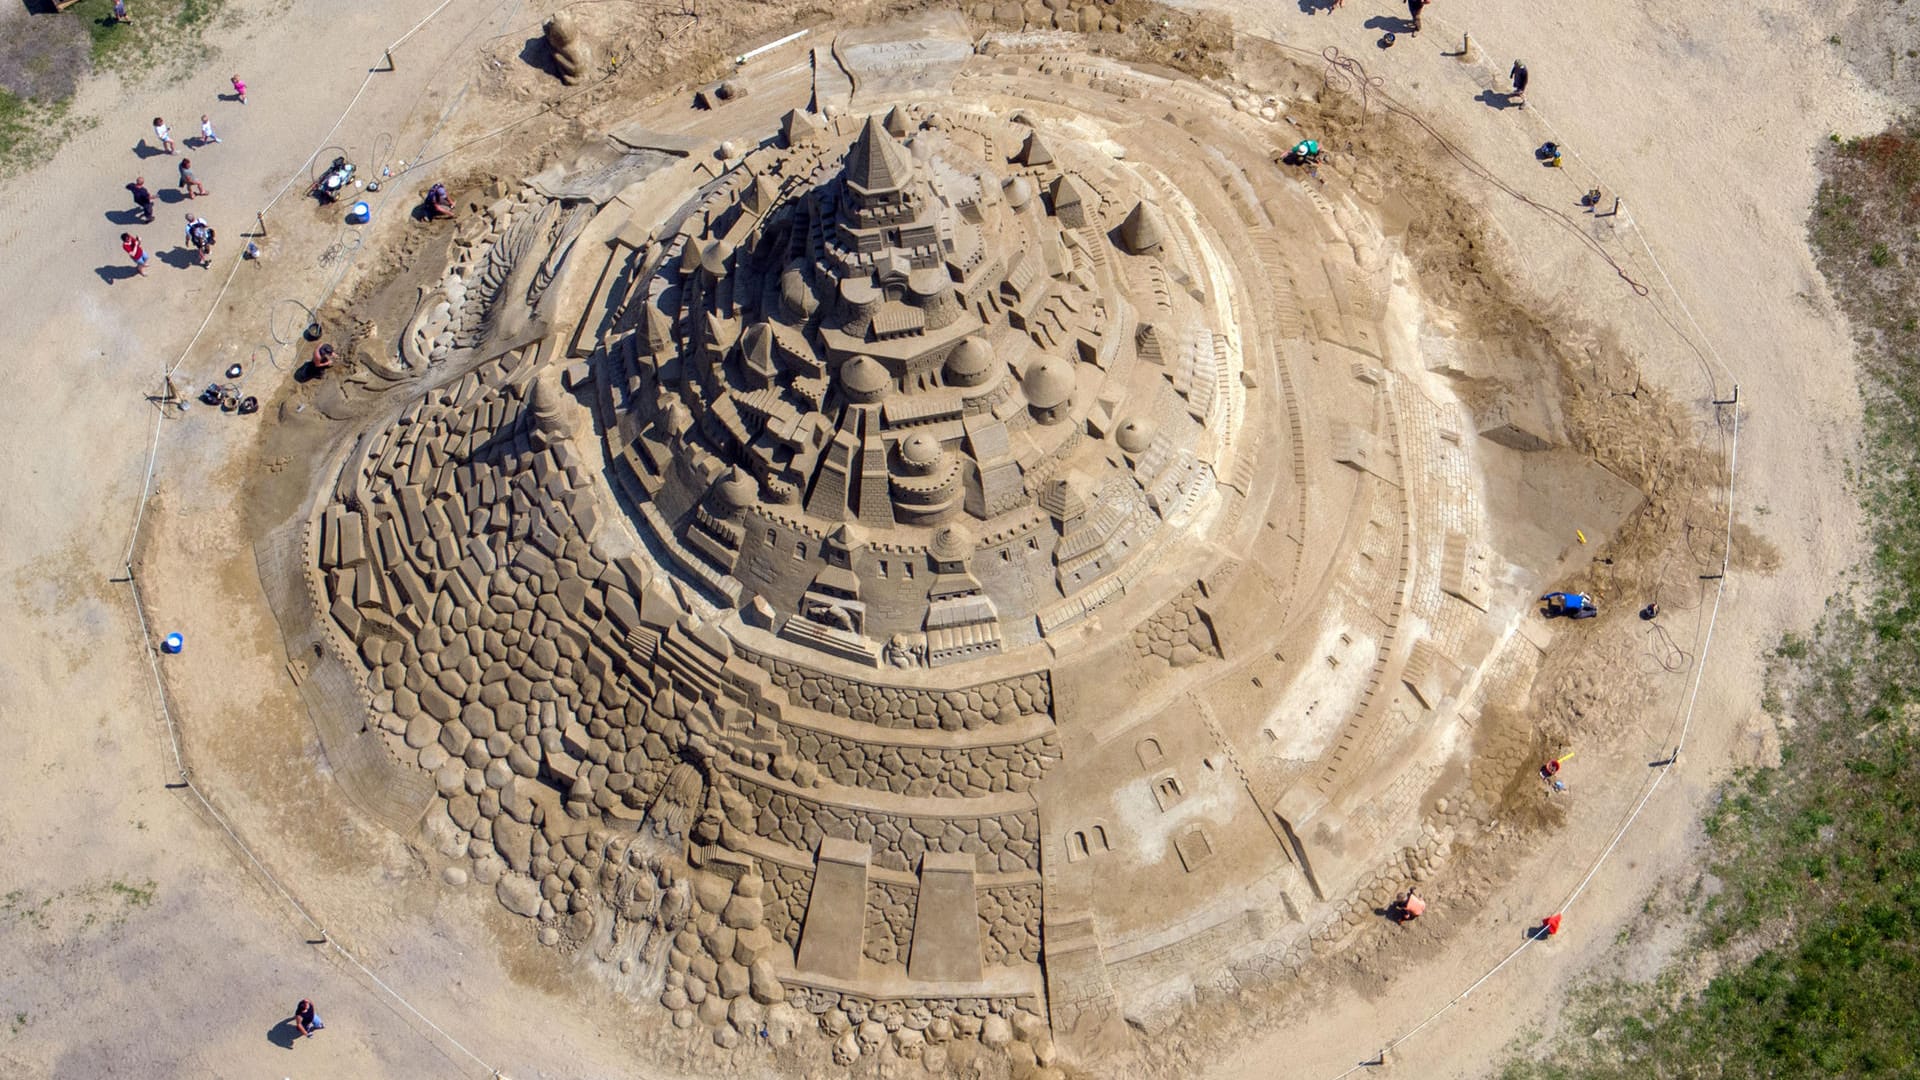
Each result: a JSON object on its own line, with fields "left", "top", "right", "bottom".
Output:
{"left": 253, "top": 210, "right": 267, "bottom": 238}
{"left": 379, "top": 48, "right": 396, "bottom": 73}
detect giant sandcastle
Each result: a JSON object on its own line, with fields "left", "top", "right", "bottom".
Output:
{"left": 278, "top": 24, "right": 1619, "bottom": 1071}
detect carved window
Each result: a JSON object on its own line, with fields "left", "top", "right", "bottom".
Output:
{"left": 1067, "top": 831, "right": 1089, "bottom": 863}
{"left": 1152, "top": 774, "right": 1186, "bottom": 812}
{"left": 1135, "top": 736, "right": 1163, "bottom": 768}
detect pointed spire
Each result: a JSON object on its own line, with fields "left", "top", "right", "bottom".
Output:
{"left": 845, "top": 115, "right": 914, "bottom": 194}
{"left": 882, "top": 104, "right": 910, "bottom": 137}
{"left": 1119, "top": 199, "right": 1166, "bottom": 254}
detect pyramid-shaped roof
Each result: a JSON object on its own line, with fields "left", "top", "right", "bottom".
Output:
{"left": 845, "top": 115, "right": 914, "bottom": 195}
{"left": 1015, "top": 130, "right": 1054, "bottom": 167}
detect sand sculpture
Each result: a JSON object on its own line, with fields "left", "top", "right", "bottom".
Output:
{"left": 284, "top": 28, "right": 1623, "bottom": 1071}
{"left": 543, "top": 12, "right": 593, "bottom": 86}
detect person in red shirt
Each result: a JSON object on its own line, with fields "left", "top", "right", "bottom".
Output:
{"left": 120, "top": 232, "right": 148, "bottom": 276}
{"left": 1395, "top": 888, "right": 1427, "bottom": 924}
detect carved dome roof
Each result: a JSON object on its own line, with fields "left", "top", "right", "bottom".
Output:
{"left": 716, "top": 467, "right": 758, "bottom": 511}
{"left": 930, "top": 523, "right": 973, "bottom": 562}
{"left": 779, "top": 264, "right": 817, "bottom": 318}
{"left": 900, "top": 432, "right": 943, "bottom": 467}
{"left": 945, "top": 336, "right": 994, "bottom": 385}
{"left": 1115, "top": 417, "right": 1155, "bottom": 454}
{"left": 1023, "top": 356, "right": 1075, "bottom": 409}
{"left": 840, "top": 354, "right": 890, "bottom": 399}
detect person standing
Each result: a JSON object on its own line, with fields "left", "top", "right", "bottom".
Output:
{"left": 292, "top": 999, "right": 324, "bottom": 1038}
{"left": 198, "top": 114, "right": 220, "bottom": 146}
{"left": 1510, "top": 61, "right": 1530, "bottom": 106}
{"left": 1407, "top": 0, "right": 1429, "bottom": 34}
{"left": 230, "top": 74, "right": 248, "bottom": 104}
{"left": 126, "top": 176, "right": 154, "bottom": 223}
{"left": 185, "top": 213, "right": 215, "bottom": 266}
{"left": 178, "top": 158, "right": 207, "bottom": 199}
{"left": 120, "top": 233, "right": 149, "bottom": 276}
{"left": 112, "top": 0, "right": 132, "bottom": 22}
{"left": 152, "top": 117, "right": 174, "bottom": 154}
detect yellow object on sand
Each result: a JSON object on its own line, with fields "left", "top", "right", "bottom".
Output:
{"left": 1576, "top": 529, "right": 1587, "bottom": 544}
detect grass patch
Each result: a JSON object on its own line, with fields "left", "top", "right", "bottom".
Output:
{"left": 68, "top": 0, "right": 226, "bottom": 78}
{"left": 0, "top": 0, "right": 226, "bottom": 175}
{"left": 1501, "top": 119, "right": 1920, "bottom": 1080}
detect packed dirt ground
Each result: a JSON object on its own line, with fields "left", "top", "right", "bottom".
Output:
{"left": 0, "top": 1, "right": 1893, "bottom": 1078}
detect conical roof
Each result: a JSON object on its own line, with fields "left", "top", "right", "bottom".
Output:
{"left": 845, "top": 115, "right": 914, "bottom": 195}
{"left": 882, "top": 105, "right": 910, "bottom": 137}
{"left": 840, "top": 354, "right": 890, "bottom": 398}
{"left": 1119, "top": 199, "right": 1166, "bottom": 254}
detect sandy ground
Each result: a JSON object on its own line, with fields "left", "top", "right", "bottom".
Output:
{"left": 0, "top": 0, "right": 1892, "bottom": 1078}
{"left": 1177, "top": 0, "right": 1887, "bottom": 1076}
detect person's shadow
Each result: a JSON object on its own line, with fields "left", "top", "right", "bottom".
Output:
{"left": 1476, "top": 89, "right": 1518, "bottom": 110}
{"left": 94, "top": 264, "right": 140, "bottom": 285}
{"left": 267, "top": 1018, "right": 303, "bottom": 1049}
{"left": 1297, "top": 0, "right": 1341, "bottom": 13}
{"left": 158, "top": 246, "right": 200, "bottom": 270}
{"left": 133, "top": 142, "right": 169, "bottom": 160}
{"left": 1364, "top": 14, "right": 1414, "bottom": 34}
{"left": 104, "top": 207, "right": 148, "bottom": 225}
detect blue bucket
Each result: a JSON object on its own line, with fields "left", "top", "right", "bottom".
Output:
{"left": 162, "top": 632, "right": 185, "bottom": 654}
{"left": 347, "top": 201, "right": 371, "bottom": 224}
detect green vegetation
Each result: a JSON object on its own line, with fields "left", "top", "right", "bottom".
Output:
{"left": 1503, "top": 122, "right": 1920, "bottom": 1080}
{"left": 69, "top": 0, "right": 225, "bottom": 78}
{"left": 0, "top": 0, "right": 226, "bottom": 174}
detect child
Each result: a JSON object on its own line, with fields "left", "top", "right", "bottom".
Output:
{"left": 231, "top": 75, "right": 248, "bottom": 104}
{"left": 153, "top": 117, "right": 174, "bottom": 154}
{"left": 199, "top": 114, "right": 220, "bottom": 146}
{"left": 121, "top": 233, "right": 149, "bottom": 276}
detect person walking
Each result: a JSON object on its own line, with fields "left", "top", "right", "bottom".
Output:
{"left": 198, "top": 114, "right": 220, "bottom": 146}
{"left": 125, "top": 176, "right": 154, "bottom": 223}
{"left": 292, "top": 999, "right": 324, "bottom": 1038}
{"left": 152, "top": 117, "right": 174, "bottom": 154}
{"left": 1407, "top": 0, "right": 1429, "bottom": 34}
{"left": 185, "top": 213, "right": 215, "bottom": 266}
{"left": 230, "top": 74, "right": 248, "bottom": 104}
{"left": 1510, "top": 61, "right": 1530, "bottom": 106}
{"left": 178, "top": 158, "right": 207, "bottom": 199}
{"left": 120, "top": 233, "right": 149, "bottom": 276}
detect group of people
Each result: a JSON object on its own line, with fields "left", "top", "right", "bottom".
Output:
{"left": 118, "top": 80, "right": 246, "bottom": 278}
